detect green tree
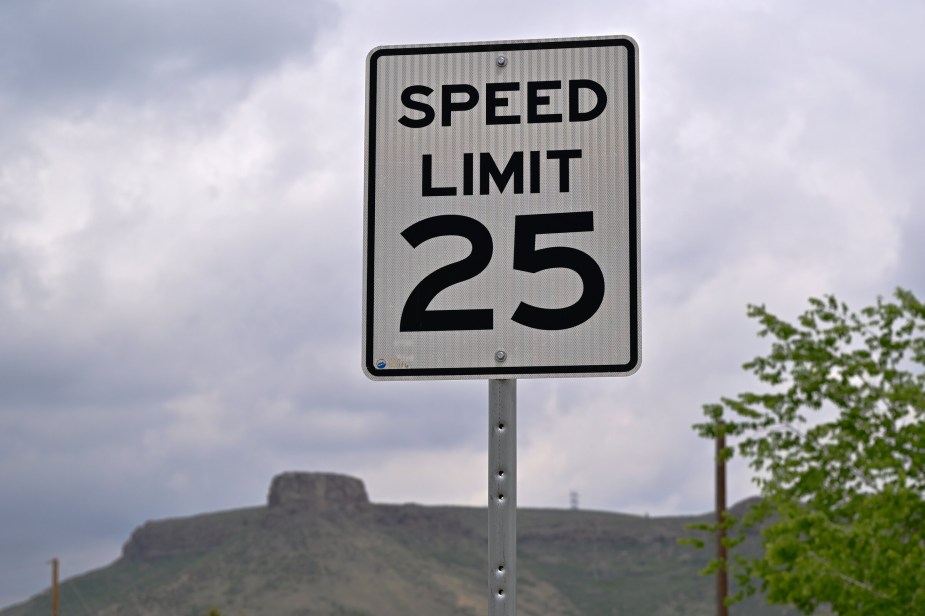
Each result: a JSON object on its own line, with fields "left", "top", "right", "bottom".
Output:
{"left": 693, "top": 289, "right": 925, "bottom": 615}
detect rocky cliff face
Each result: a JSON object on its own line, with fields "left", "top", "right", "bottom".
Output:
{"left": 267, "top": 471, "right": 370, "bottom": 514}
{"left": 122, "top": 472, "right": 370, "bottom": 560}
{"left": 122, "top": 506, "right": 261, "bottom": 560}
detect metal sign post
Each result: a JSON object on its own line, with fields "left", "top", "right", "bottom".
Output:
{"left": 489, "top": 379, "right": 516, "bottom": 615}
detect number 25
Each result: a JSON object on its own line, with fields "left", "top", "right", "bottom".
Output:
{"left": 399, "top": 212, "right": 605, "bottom": 332}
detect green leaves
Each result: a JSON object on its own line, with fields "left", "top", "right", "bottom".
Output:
{"left": 690, "top": 289, "right": 925, "bottom": 615}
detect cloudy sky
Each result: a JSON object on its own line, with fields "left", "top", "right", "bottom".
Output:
{"left": 2, "top": 0, "right": 924, "bottom": 607}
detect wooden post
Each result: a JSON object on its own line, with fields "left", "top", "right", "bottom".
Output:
{"left": 716, "top": 426, "right": 729, "bottom": 616}
{"left": 51, "top": 558, "right": 59, "bottom": 616}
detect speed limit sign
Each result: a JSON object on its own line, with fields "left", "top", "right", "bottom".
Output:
{"left": 363, "top": 36, "right": 639, "bottom": 380}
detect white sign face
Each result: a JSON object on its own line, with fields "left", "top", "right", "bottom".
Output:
{"left": 363, "top": 36, "right": 639, "bottom": 380}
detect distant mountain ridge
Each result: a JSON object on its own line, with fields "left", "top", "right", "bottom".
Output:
{"left": 1, "top": 472, "right": 792, "bottom": 616}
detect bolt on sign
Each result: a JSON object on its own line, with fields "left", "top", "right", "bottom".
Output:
{"left": 363, "top": 36, "right": 639, "bottom": 380}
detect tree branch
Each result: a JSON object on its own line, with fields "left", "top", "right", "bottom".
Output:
{"left": 806, "top": 550, "right": 891, "bottom": 600}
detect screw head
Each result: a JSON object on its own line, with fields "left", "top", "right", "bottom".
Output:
{"left": 495, "top": 350, "right": 507, "bottom": 362}
{"left": 496, "top": 55, "right": 507, "bottom": 67}
{"left": 375, "top": 359, "right": 387, "bottom": 370}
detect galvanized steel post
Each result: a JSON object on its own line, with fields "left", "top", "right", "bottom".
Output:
{"left": 489, "top": 379, "right": 516, "bottom": 615}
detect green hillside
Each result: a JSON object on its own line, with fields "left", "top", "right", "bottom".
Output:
{"left": 1, "top": 473, "right": 796, "bottom": 616}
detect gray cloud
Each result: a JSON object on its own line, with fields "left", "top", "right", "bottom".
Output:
{"left": 3, "top": 0, "right": 925, "bottom": 609}
{"left": 0, "top": 0, "right": 339, "bottom": 111}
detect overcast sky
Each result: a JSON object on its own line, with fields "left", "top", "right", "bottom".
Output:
{"left": 2, "top": 0, "right": 924, "bottom": 608}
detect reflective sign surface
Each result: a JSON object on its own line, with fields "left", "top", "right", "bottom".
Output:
{"left": 363, "top": 36, "right": 640, "bottom": 380}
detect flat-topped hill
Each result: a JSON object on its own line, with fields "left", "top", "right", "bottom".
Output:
{"left": 1, "top": 472, "right": 790, "bottom": 616}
